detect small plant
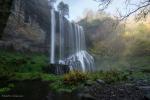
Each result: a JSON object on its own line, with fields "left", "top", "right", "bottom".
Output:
{"left": 0, "top": 87, "right": 11, "bottom": 94}
{"left": 0, "top": 83, "right": 15, "bottom": 94}
{"left": 63, "top": 71, "right": 88, "bottom": 85}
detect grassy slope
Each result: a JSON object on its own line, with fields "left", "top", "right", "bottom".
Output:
{"left": 0, "top": 50, "right": 48, "bottom": 75}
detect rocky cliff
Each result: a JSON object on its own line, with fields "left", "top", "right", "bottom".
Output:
{"left": 0, "top": 0, "right": 13, "bottom": 38}
{"left": 0, "top": 0, "right": 56, "bottom": 54}
{"left": 0, "top": 0, "right": 69, "bottom": 54}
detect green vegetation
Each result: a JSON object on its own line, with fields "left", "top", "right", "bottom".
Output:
{"left": 63, "top": 71, "right": 88, "bottom": 85}
{"left": 0, "top": 87, "right": 11, "bottom": 94}
{"left": 79, "top": 11, "right": 150, "bottom": 72}
{"left": 0, "top": 50, "right": 48, "bottom": 78}
{"left": 89, "top": 70, "right": 150, "bottom": 84}
{"left": 0, "top": 83, "right": 15, "bottom": 94}
{"left": 49, "top": 71, "right": 88, "bottom": 92}
{"left": 0, "top": 15, "right": 150, "bottom": 91}
{"left": 49, "top": 70, "right": 150, "bottom": 92}
{"left": 0, "top": 50, "right": 82, "bottom": 92}
{"left": 0, "top": 45, "right": 149, "bottom": 93}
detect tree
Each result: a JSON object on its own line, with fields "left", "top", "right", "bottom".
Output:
{"left": 57, "top": 1, "right": 69, "bottom": 17}
{"left": 95, "top": 0, "right": 150, "bottom": 21}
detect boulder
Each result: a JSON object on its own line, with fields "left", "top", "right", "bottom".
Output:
{"left": 79, "top": 93, "right": 96, "bottom": 100}
{"left": 138, "top": 86, "right": 150, "bottom": 100}
{"left": 96, "top": 79, "right": 105, "bottom": 85}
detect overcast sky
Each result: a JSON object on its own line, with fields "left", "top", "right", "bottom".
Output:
{"left": 55, "top": 0, "right": 137, "bottom": 21}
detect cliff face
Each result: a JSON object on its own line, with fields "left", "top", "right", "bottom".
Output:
{"left": 0, "top": 0, "right": 13, "bottom": 38}
{"left": 0, "top": 0, "right": 68, "bottom": 54}
{"left": 1, "top": 0, "right": 53, "bottom": 53}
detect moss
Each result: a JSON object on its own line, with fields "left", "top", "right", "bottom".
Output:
{"left": 41, "top": 74, "right": 62, "bottom": 82}
{"left": 0, "top": 50, "right": 48, "bottom": 79}
{"left": 0, "top": 83, "right": 15, "bottom": 94}
{"left": 49, "top": 80, "right": 83, "bottom": 93}
{"left": 48, "top": 71, "right": 88, "bottom": 93}
{"left": 11, "top": 72, "right": 41, "bottom": 81}
{"left": 0, "top": 87, "right": 11, "bottom": 94}
{"left": 88, "top": 70, "right": 128, "bottom": 84}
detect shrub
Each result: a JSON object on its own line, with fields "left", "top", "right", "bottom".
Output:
{"left": 63, "top": 71, "right": 88, "bottom": 85}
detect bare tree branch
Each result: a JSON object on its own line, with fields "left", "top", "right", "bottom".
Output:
{"left": 120, "top": 3, "right": 150, "bottom": 21}
{"left": 95, "top": 0, "right": 150, "bottom": 21}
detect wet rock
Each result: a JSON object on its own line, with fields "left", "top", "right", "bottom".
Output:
{"left": 96, "top": 79, "right": 105, "bottom": 85}
{"left": 124, "top": 83, "right": 134, "bottom": 87}
{"left": 0, "top": 41, "right": 4, "bottom": 48}
{"left": 0, "top": 0, "right": 12, "bottom": 38}
{"left": 85, "top": 80, "right": 95, "bottom": 87}
{"left": 144, "top": 94, "right": 150, "bottom": 100}
{"left": 79, "top": 93, "right": 96, "bottom": 100}
{"left": 43, "top": 64, "right": 70, "bottom": 75}
{"left": 82, "top": 87, "right": 90, "bottom": 94}
{"left": 138, "top": 86, "right": 150, "bottom": 100}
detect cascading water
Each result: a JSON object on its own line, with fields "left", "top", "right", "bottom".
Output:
{"left": 48, "top": 0, "right": 94, "bottom": 72}
{"left": 64, "top": 23, "right": 94, "bottom": 72}
{"left": 49, "top": 0, "right": 56, "bottom": 64}
{"left": 59, "top": 12, "right": 65, "bottom": 64}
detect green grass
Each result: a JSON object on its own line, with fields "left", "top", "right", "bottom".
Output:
{"left": 0, "top": 49, "right": 48, "bottom": 78}
{"left": 0, "top": 83, "right": 15, "bottom": 94}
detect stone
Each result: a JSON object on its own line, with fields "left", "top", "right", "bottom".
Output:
{"left": 144, "top": 94, "right": 150, "bottom": 100}
{"left": 125, "top": 83, "right": 134, "bottom": 87}
{"left": 138, "top": 86, "right": 150, "bottom": 100}
{"left": 1, "top": 0, "right": 50, "bottom": 53}
{"left": 79, "top": 93, "right": 96, "bottom": 100}
{"left": 0, "top": 0, "right": 13, "bottom": 38}
{"left": 0, "top": 0, "right": 71, "bottom": 54}
{"left": 85, "top": 80, "right": 95, "bottom": 86}
{"left": 96, "top": 79, "right": 105, "bottom": 85}
{"left": 43, "top": 64, "right": 70, "bottom": 75}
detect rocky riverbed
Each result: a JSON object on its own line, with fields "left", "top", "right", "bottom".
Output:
{"left": 78, "top": 79, "right": 150, "bottom": 100}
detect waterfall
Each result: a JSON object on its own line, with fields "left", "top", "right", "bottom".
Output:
{"left": 59, "top": 12, "right": 65, "bottom": 64}
{"left": 64, "top": 23, "right": 94, "bottom": 72}
{"left": 49, "top": 1, "right": 56, "bottom": 64}
{"left": 49, "top": 0, "right": 94, "bottom": 72}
